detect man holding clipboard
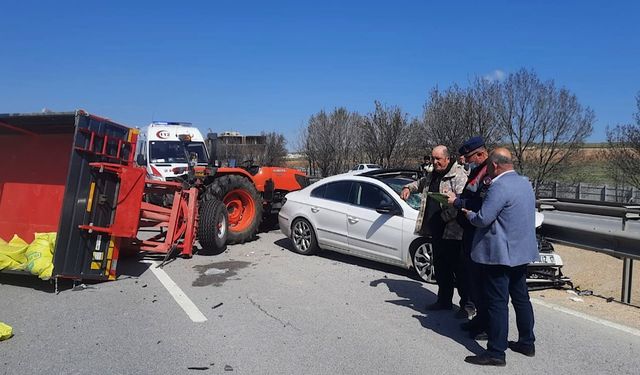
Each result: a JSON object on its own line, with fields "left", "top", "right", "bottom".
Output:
{"left": 401, "top": 145, "right": 468, "bottom": 313}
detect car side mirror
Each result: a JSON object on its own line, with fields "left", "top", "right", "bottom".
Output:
{"left": 136, "top": 154, "right": 147, "bottom": 166}
{"left": 376, "top": 204, "right": 400, "bottom": 216}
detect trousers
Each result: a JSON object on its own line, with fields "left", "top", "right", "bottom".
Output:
{"left": 459, "top": 230, "right": 487, "bottom": 330}
{"left": 432, "top": 238, "right": 465, "bottom": 306}
{"left": 483, "top": 263, "right": 535, "bottom": 360}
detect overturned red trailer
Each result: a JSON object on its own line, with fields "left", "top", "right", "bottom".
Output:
{"left": 0, "top": 110, "right": 198, "bottom": 281}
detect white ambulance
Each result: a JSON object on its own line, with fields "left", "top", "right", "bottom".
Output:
{"left": 136, "top": 121, "right": 209, "bottom": 181}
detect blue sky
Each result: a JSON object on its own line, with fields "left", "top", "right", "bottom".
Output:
{"left": 1, "top": 1, "right": 638, "bottom": 148}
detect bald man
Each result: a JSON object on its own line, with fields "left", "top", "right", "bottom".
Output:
{"left": 462, "top": 148, "right": 538, "bottom": 367}
{"left": 402, "top": 145, "right": 468, "bottom": 313}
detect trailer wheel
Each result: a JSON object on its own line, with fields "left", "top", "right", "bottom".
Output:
{"left": 206, "top": 175, "right": 263, "bottom": 244}
{"left": 197, "top": 199, "right": 228, "bottom": 253}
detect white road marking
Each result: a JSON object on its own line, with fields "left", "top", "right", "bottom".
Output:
{"left": 531, "top": 298, "right": 640, "bottom": 337}
{"left": 142, "top": 260, "right": 207, "bottom": 323}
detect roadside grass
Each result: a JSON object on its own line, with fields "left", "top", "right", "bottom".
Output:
{"left": 557, "top": 161, "right": 613, "bottom": 184}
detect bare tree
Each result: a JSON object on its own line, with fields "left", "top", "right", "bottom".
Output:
{"left": 422, "top": 86, "right": 468, "bottom": 151}
{"left": 261, "top": 131, "right": 287, "bottom": 165}
{"left": 494, "top": 68, "right": 594, "bottom": 190}
{"left": 331, "top": 108, "right": 361, "bottom": 173}
{"left": 359, "top": 101, "right": 414, "bottom": 168}
{"left": 421, "top": 79, "right": 502, "bottom": 153}
{"left": 302, "top": 108, "right": 360, "bottom": 177}
{"left": 606, "top": 93, "right": 640, "bottom": 189}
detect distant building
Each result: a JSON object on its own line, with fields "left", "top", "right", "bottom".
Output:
{"left": 214, "top": 131, "right": 266, "bottom": 165}
{"left": 286, "top": 152, "right": 305, "bottom": 159}
{"left": 218, "top": 131, "right": 266, "bottom": 146}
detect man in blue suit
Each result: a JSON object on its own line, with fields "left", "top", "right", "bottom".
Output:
{"left": 462, "top": 148, "right": 538, "bottom": 367}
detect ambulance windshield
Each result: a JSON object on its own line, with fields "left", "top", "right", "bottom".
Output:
{"left": 149, "top": 141, "right": 207, "bottom": 164}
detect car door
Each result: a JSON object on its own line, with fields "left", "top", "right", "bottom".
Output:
{"left": 346, "top": 181, "right": 404, "bottom": 265}
{"left": 307, "top": 181, "right": 352, "bottom": 252}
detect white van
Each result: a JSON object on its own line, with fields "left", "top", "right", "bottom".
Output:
{"left": 136, "top": 121, "right": 209, "bottom": 181}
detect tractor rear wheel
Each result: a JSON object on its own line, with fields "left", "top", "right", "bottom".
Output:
{"left": 197, "top": 199, "right": 228, "bottom": 254}
{"left": 205, "top": 175, "right": 263, "bottom": 244}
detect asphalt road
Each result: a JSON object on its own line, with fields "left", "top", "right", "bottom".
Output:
{"left": 2, "top": 229, "right": 640, "bottom": 374}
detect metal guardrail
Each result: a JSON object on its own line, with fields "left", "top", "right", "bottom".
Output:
{"left": 537, "top": 198, "right": 640, "bottom": 304}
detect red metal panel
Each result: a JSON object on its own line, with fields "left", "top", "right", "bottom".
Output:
{"left": 0, "top": 133, "right": 73, "bottom": 242}
{"left": 110, "top": 166, "right": 146, "bottom": 237}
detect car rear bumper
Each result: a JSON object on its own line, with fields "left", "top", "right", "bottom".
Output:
{"left": 278, "top": 212, "right": 291, "bottom": 237}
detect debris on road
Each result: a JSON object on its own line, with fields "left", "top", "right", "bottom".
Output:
{"left": 187, "top": 366, "right": 209, "bottom": 370}
{"left": 72, "top": 283, "right": 96, "bottom": 291}
{"left": 0, "top": 322, "right": 13, "bottom": 341}
{"left": 577, "top": 289, "right": 593, "bottom": 296}
{"left": 213, "top": 302, "right": 223, "bottom": 309}
{"left": 224, "top": 365, "right": 234, "bottom": 371}
{"left": 204, "top": 268, "right": 227, "bottom": 276}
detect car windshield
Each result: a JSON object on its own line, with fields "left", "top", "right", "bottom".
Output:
{"left": 149, "top": 141, "right": 208, "bottom": 164}
{"left": 367, "top": 164, "right": 381, "bottom": 169}
{"left": 380, "top": 177, "right": 421, "bottom": 210}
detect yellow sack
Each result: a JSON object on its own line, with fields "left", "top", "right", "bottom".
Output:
{"left": 23, "top": 232, "right": 57, "bottom": 280}
{"left": 0, "top": 235, "right": 29, "bottom": 271}
{"left": 0, "top": 322, "right": 12, "bottom": 341}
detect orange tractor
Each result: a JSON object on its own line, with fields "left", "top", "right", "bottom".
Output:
{"left": 196, "top": 162, "right": 309, "bottom": 249}
{"left": 138, "top": 129, "right": 310, "bottom": 252}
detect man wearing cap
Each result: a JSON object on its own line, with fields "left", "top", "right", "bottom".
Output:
{"left": 446, "top": 136, "right": 491, "bottom": 338}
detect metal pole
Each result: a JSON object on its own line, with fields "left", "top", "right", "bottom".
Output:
{"left": 576, "top": 182, "right": 581, "bottom": 200}
{"left": 621, "top": 258, "right": 633, "bottom": 304}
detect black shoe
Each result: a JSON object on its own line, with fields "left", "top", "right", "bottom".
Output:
{"left": 464, "top": 355, "right": 506, "bottom": 367}
{"left": 508, "top": 341, "right": 535, "bottom": 357}
{"left": 425, "top": 302, "right": 453, "bottom": 311}
{"left": 472, "top": 331, "right": 488, "bottom": 341}
{"left": 454, "top": 308, "right": 469, "bottom": 319}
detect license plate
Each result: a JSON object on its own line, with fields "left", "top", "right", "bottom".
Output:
{"left": 533, "top": 254, "right": 555, "bottom": 264}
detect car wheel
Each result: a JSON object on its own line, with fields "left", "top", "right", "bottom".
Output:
{"left": 290, "top": 218, "right": 319, "bottom": 255}
{"left": 412, "top": 241, "right": 435, "bottom": 283}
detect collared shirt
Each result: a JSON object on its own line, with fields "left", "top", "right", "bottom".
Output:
{"left": 490, "top": 169, "right": 516, "bottom": 184}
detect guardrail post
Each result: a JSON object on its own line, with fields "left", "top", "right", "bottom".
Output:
{"left": 553, "top": 181, "right": 558, "bottom": 198}
{"left": 621, "top": 258, "right": 633, "bottom": 304}
{"left": 576, "top": 182, "right": 581, "bottom": 200}
{"left": 602, "top": 185, "right": 607, "bottom": 202}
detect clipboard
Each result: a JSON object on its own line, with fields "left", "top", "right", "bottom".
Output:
{"left": 427, "top": 192, "right": 450, "bottom": 205}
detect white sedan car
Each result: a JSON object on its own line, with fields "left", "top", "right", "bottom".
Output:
{"left": 278, "top": 170, "right": 435, "bottom": 282}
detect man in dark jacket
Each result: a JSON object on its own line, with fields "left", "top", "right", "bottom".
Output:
{"left": 446, "top": 136, "right": 491, "bottom": 336}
